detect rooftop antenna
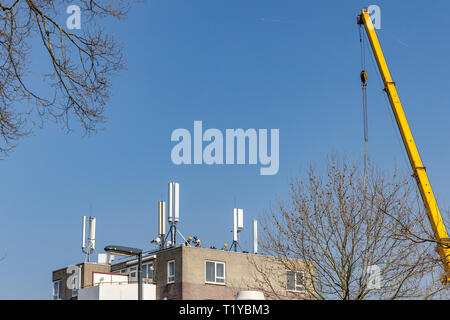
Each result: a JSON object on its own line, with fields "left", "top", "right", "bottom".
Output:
{"left": 82, "top": 216, "right": 96, "bottom": 262}
{"left": 253, "top": 219, "right": 258, "bottom": 254}
{"left": 230, "top": 208, "right": 244, "bottom": 252}
{"left": 164, "top": 182, "right": 187, "bottom": 248}
{"left": 158, "top": 200, "right": 166, "bottom": 249}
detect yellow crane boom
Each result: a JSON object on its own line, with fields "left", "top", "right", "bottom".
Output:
{"left": 357, "top": 8, "right": 450, "bottom": 283}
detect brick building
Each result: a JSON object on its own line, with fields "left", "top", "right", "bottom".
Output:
{"left": 52, "top": 245, "right": 310, "bottom": 300}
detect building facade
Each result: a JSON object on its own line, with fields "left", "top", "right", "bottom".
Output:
{"left": 52, "top": 246, "right": 310, "bottom": 300}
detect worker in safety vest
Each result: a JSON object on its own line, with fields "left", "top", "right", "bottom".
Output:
{"left": 193, "top": 235, "right": 201, "bottom": 247}
{"left": 221, "top": 243, "right": 228, "bottom": 251}
{"left": 185, "top": 237, "right": 192, "bottom": 247}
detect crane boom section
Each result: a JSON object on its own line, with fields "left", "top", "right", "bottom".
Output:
{"left": 359, "top": 9, "right": 450, "bottom": 282}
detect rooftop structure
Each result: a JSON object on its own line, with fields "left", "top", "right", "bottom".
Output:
{"left": 52, "top": 246, "right": 310, "bottom": 300}
{"left": 51, "top": 182, "right": 311, "bottom": 300}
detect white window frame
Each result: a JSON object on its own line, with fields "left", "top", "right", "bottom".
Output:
{"left": 143, "top": 262, "right": 154, "bottom": 280}
{"left": 167, "top": 260, "right": 175, "bottom": 284}
{"left": 286, "top": 270, "right": 305, "bottom": 293}
{"left": 52, "top": 280, "right": 62, "bottom": 300}
{"left": 205, "top": 260, "right": 226, "bottom": 285}
{"left": 128, "top": 266, "right": 137, "bottom": 283}
{"left": 141, "top": 264, "right": 148, "bottom": 279}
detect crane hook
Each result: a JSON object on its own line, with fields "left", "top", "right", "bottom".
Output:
{"left": 360, "top": 70, "right": 368, "bottom": 85}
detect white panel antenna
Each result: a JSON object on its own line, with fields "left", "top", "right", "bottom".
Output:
{"left": 174, "top": 182, "right": 179, "bottom": 222}
{"left": 158, "top": 201, "right": 166, "bottom": 237}
{"left": 165, "top": 182, "right": 183, "bottom": 247}
{"left": 253, "top": 219, "right": 258, "bottom": 254}
{"left": 82, "top": 216, "right": 87, "bottom": 249}
{"left": 237, "top": 209, "right": 244, "bottom": 230}
{"left": 89, "top": 217, "right": 96, "bottom": 251}
{"left": 233, "top": 209, "right": 238, "bottom": 242}
{"left": 168, "top": 182, "right": 180, "bottom": 223}
{"left": 82, "top": 216, "right": 96, "bottom": 262}
{"left": 231, "top": 208, "right": 244, "bottom": 252}
{"left": 168, "top": 183, "right": 173, "bottom": 223}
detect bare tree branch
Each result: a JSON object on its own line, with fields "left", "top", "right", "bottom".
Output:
{"left": 0, "top": 0, "right": 138, "bottom": 156}
{"left": 255, "top": 154, "right": 450, "bottom": 300}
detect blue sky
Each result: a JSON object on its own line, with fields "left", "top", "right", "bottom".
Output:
{"left": 1, "top": 0, "right": 450, "bottom": 299}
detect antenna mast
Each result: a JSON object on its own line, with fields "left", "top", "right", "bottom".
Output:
{"left": 158, "top": 200, "right": 166, "bottom": 249}
{"left": 230, "top": 208, "right": 244, "bottom": 252}
{"left": 82, "top": 216, "right": 96, "bottom": 262}
{"left": 166, "top": 182, "right": 180, "bottom": 247}
{"left": 253, "top": 219, "right": 258, "bottom": 254}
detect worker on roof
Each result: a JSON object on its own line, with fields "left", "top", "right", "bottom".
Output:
{"left": 193, "top": 235, "right": 201, "bottom": 247}
{"left": 221, "top": 243, "right": 228, "bottom": 251}
{"left": 185, "top": 236, "right": 192, "bottom": 247}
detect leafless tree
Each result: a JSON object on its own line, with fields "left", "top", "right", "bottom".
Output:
{"left": 255, "top": 154, "right": 450, "bottom": 300}
{"left": 0, "top": 0, "right": 138, "bottom": 156}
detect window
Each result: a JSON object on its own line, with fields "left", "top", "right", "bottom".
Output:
{"left": 205, "top": 261, "right": 226, "bottom": 285}
{"left": 123, "top": 263, "right": 153, "bottom": 283}
{"left": 71, "top": 275, "right": 79, "bottom": 297}
{"left": 286, "top": 270, "right": 305, "bottom": 292}
{"left": 143, "top": 262, "right": 153, "bottom": 281}
{"left": 142, "top": 265, "right": 147, "bottom": 279}
{"left": 52, "top": 280, "right": 62, "bottom": 300}
{"left": 167, "top": 260, "right": 175, "bottom": 284}
{"left": 129, "top": 267, "right": 137, "bottom": 283}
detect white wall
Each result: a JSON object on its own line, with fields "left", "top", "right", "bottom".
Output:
{"left": 92, "top": 272, "right": 128, "bottom": 286}
{"left": 78, "top": 285, "right": 99, "bottom": 300}
{"left": 78, "top": 283, "right": 156, "bottom": 300}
